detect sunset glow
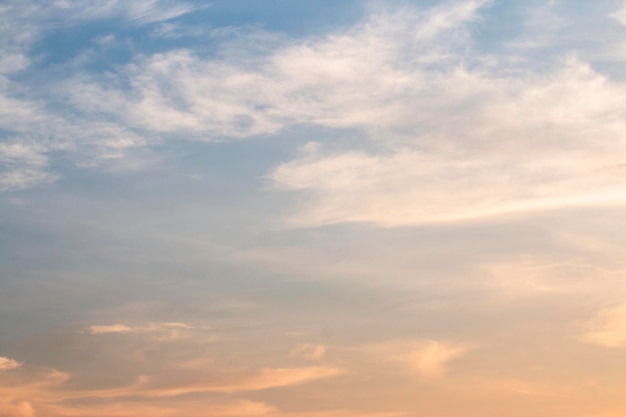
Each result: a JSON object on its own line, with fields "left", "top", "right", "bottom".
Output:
{"left": 2, "top": 1, "right": 626, "bottom": 416}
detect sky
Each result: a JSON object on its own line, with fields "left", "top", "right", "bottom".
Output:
{"left": 2, "top": 0, "right": 626, "bottom": 416}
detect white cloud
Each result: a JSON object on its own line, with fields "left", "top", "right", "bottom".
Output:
{"left": 580, "top": 302, "right": 626, "bottom": 348}
{"left": 610, "top": 3, "right": 626, "bottom": 26}
{"left": 0, "top": 0, "right": 198, "bottom": 74}
{"left": 46, "top": 0, "right": 199, "bottom": 25}
{"left": 60, "top": 1, "right": 489, "bottom": 142}
{"left": 49, "top": 0, "right": 624, "bottom": 225}
{"left": 0, "top": 356, "right": 22, "bottom": 370}
{"left": 270, "top": 57, "right": 626, "bottom": 226}
{"left": 2, "top": 0, "right": 626, "bottom": 207}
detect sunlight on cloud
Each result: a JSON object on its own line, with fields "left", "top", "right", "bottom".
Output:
{"left": 354, "top": 339, "right": 471, "bottom": 379}
{"left": 271, "top": 58, "right": 626, "bottom": 226}
{"left": 85, "top": 322, "right": 202, "bottom": 344}
{"left": 0, "top": 363, "right": 70, "bottom": 417}
{"left": 86, "top": 324, "right": 134, "bottom": 334}
{"left": 0, "top": 358, "right": 344, "bottom": 416}
{"left": 0, "top": 356, "right": 22, "bottom": 371}
{"left": 4, "top": 0, "right": 626, "bottom": 215}
{"left": 408, "top": 341, "right": 469, "bottom": 378}
{"left": 136, "top": 367, "right": 345, "bottom": 396}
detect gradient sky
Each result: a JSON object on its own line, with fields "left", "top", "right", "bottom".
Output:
{"left": 2, "top": 1, "right": 626, "bottom": 416}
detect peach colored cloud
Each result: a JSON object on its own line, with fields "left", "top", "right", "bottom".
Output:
{"left": 72, "top": 366, "right": 344, "bottom": 399}
{"left": 0, "top": 356, "right": 22, "bottom": 371}
{"left": 408, "top": 341, "right": 469, "bottom": 378}
{"left": 0, "top": 358, "right": 346, "bottom": 417}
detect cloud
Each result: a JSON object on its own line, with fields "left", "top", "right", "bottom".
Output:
{"left": 0, "top": 0, "right": 201, "bottom": 189}
{"left": 0, "top": 365, "right": 70, "bottom": 417}
{"left": 4, "top": 0, "right": 624, "bottom": 205}
{"left": 0, "top": 0, "right": 488, "bottom": 192}
{"left": 37, "top": 0, "right": 199, "bottom": 25}
{"left": 2, "top": 0, "right": 626, "bottom": 207}
{"left": 31, "top": 366, "right": 343, "bottom": 403}
{"left": 0, "top": 356, "right": 22, "bottom": 371}
{"left": 289, "top": 344, "right": 327, "bottom": 361}
{"left": 0, "top": 0, "right": 199, "bottom": 72}
{"left": 408, "top": 341, "right": 469, "bottom": 378}
{"left": 85, "top": 322, "right": 198, "bottom": 342}
{"left": 41, "top": 399, "right": 274, "bottom": 417}
{"left": 136, "top": 367, "right": 345, "bottom": 396}
{"left": 580, "top": 302, "right": 626, "bottom": 348}
{"left": 86, "top": 322, "right": 193, "bottom": 333}
{"left": 270, "top": 56, "right": 626, "bottom": 226}
{"left": 610, "top": 2, "right": 626, "bottom": 26}
{"left": 0, "top": 399, "right": 35, "bottom": 417}
{"left": 86, "top": 324, "right": 135, "bottom": 334}
{"left": 63, "top": 0, "right": 489, "bottom": 141}
{"left": 353, "top": 339, "right": 471, "bottom": 379}
{"left": 0, "top": 358, "right": 343, "bottom": 416}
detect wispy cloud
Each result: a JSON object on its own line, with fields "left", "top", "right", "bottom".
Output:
{"left": 0, "top": 0, "right": 202, "bottom": 190}
{"left": 132, "top": 366, "right": 345, "bottom": 396}
{"left": 270, "top": 56, "right": 626, "bottom": 226}
{"left": 0, "top": 357, "right": 344, "bottom": 416}
{"left": 4, "top": 0, "right": 626, "bottom": 209}
{"left": 86, "top": 324, "right": 135, "bottom": 334}
{"left": 35, "top": 0, "right": 200, "bottom": 25}
{"left": 64, "top": 1, "right": 488, "bottom": 141}
{"left": 85, "top": 322, "right": 200, "bottom": 342}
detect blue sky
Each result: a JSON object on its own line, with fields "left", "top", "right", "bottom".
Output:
{"left": 3, "top": 1, "right": 626, "bottom": 416}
